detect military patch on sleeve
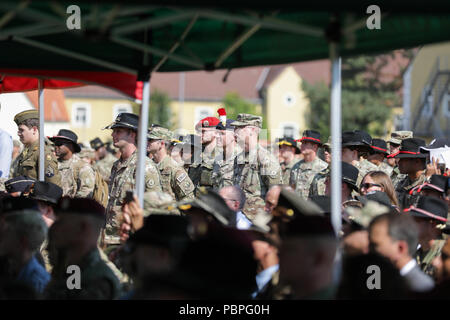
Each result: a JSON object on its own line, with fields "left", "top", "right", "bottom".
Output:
{"left": 177, "top": 172, "right": 187, "bottom": 183}
{"left": 147, "top": 179, "right": 155, "bottom": 187}
{"left": 46, "top": 155, "right": 52, "bottom": 161}
{"left": 45, "top": 166, "right": 54, "bottom": 178}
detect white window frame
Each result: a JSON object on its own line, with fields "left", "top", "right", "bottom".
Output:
{"left": 283, "top": 92, "right": 297, "bottom": 107}
{"left": 113, "top": 103, "right": 133, "bottom": 121}
{"left": 442, "top": 93, "right": 450, "bottom": 118}
{"left": 71, "top": 103, "right": 91, "bottom": 128}
{"left": 278, "top": 122, "right": 299, "bottom": 140}
{"left": 194, "top": 106, "right": 214, "bottom": 127}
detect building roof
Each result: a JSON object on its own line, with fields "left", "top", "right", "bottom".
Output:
{"left": 25, "top": 89, "right": 69, "bottom": 122}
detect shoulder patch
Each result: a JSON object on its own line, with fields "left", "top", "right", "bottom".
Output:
{"left": 45, "top": 166, "right": 54, "bottom": 178}
{"left": 46, "top": 154, "right": 52, "bottom": 161}
{"left": 177, "top": 172, "right": 187, "bottom": 183}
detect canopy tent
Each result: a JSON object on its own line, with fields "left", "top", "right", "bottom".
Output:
{"left": 1, "top": 1, "right": 450, "bottom": 233}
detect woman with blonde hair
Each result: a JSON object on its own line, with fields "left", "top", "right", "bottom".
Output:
{"left": 360, "top": 171, "right": 399, "bottom": 208}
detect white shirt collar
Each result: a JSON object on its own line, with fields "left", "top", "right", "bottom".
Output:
{"left": 400, "top": 259, "right": 417, "bottom": 276}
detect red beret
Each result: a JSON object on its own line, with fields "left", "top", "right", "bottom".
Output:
{"left": 195, "top": 117, "right": 220, "bottom": 130}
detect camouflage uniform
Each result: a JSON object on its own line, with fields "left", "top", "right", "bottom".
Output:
{"left": 211, "top": 147, "right": 240, "bottom": 190}
{"left": 105, "top": 151, "right": 162, "bottom": 245}
{"left": 9, "top": 157, "right": 19, "bottom": 178}
{"left": 44, "top": 248, "right": 121, "bottom": 300}
{"left": 12, "top": 140, "right": 61, "bottom": 187}
{"left": 281, "top": 159, "right": 300, "bottom": 185}
{"left": 354, "top": 159, "right": 373, "bottom": 186}
{"left": 233, "top": 144, "right": 283, "bottom": 220}
{"left": 395, "top": 172, "right": 427, "bottom": 209}
{"left": 143, "top": 191, "right": 179, "bottom": 216}
{"left": 359, "top": 159, "right": 393, "bottom": 177}
{"left": 391, "top": 166, "right": 406, "bottom": 187}
{"left": 308, "top": 167, "right": 329, "bottom": 197}
{"left": 416, "top": 239, "right": 446, "bottom": 279}
{"left": 58, "top": 154, "right": 95, "bottom": 198}
{"left": 189, "top": 146, "right": 218, "bottom": 195}
{"left": 94, "top": 152, "right": 117, "bottom": 183}
{"left": 157, "top": 155, "right": 195, "bottom": 201}
{"left": 290, "top": 157, "right": 328, "bottom": 198}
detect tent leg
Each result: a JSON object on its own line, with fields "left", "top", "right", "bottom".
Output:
{"left": 135, "top": 80, "right": 150, "bottom": 207}
{"left": 329, "top": 42, "right": 342, "bottom": 236}
{"left": 38, "top": 79, "right": 45, "bottom": 181}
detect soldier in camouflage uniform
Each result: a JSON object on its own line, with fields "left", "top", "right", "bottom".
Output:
{"left": 12, "top": 110, "right": 61, "bottom": 187}
{"left": 387, "top": 131, "right": 413, "bottom": 185}
{"left": 45, "top": 197, "right": 121, "bottom": 299}
{"left": 211, "top": 119, "right": 241, "bottom": 190}
{"left": 406, "top": 196, "right": 448, "bottom": 279}
{"left": 391, "top": 138, "right": 428, "bottom": 209}
{"left": 50, "top": 129, "right": 95, "bottom": 198}
{"left": 360, "top": 138, "right": 393, "bottom": 176}
{"left": 104, "top": 113, "right": 162, "bottom": 246}
{"left": 9, "top": 139, "right": 22, "bottom": 178}
{"left": 276, "top": 137, "right": 301, "bottom": 185}
{"left": 189, "top": 116, "right": 221, "bottom": 195}
{"left": 290, "top": 130, "right": 327, "bottom": 198}
{"left": 147, "top": 126, "right": 195, "bottom": 201}
{"left": 90, "top": 137, "right": 117, "bottom": 184}
{"left": 232, "top": 114, "right": 283, "bottom": 221}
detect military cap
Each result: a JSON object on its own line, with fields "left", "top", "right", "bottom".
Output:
{"left": 147, "top": 126, "right": 174, "bottom": 141}
{"left": 5, "top": 176, "right": 35, "bottom": 194}
{"left": 323, "top": 136, "right": 332, "bottom": 152}
{"left": 90, "top": 137, "right": 105, "bottom": 150}
{"left": 275, "top": 188, "right": 324, "bottom": 218}
{"left": 127, "top": 214, "right": 192, "bottom": 247}
{"left": 404, "top": 196, "right": 448, "bottom": 223}
{"left": 342, "top": 130, "right": 372, "bottom": 149}
{"left": 14, "top": 110, "right": 38, "bottom": 126}
{"left": 143, "top": 191, "right": 177, "bottom": 216}
{"left": 1, "top": 196, "right": 39, "bottom": 214}
{"left": 280, "top": 212, "right": 336, "bottom": 239}
{"left": 370, "top": 138, "right": 389, "bottom": 155}
{"left": 388, "top": 138, "right": 427, "bottom": 159}
{"left": 28, "top": 181, "right": 63, "bottom": 205}
{"left": 231, "top": 113, "right": 262, "bottom": 128}
{"left": 299, "top": 130, "right": 322, "bottom": 145}
{"left": 49, "top": 129, "right": 81, "bottom": 153}
{"left": 341, "top": 162, "right": 359, "bottom": 191}
{"left": 310, "top": 195, "right": 331, "bottom": 215}
{"left": 415, "top": 174, "right": 448, "bottom": 194}
{"left": 277, "top": 136, "right": 300, "bottom": 154}
{"left": 55, "top": 197, "right": 106, "bottom": 221}
{"left": 78, "top": 148, "right": 96, "bottom": 160}
{"left": 356, "top": 191, "right": 392, "bottom": 208}
{"left": 216, "top": 119, "right": 236, "bottom": 131}
{"left": 346, "top": 200, "right": 391, "bottom": 229}
{"left": 103, "top": 112, "right": 139, "bottom": 131}
{"left": 389, "top": 131, "right": 413, "bottom": 145}
{"left": 195, "top": 117, "right": 220, "bottom": 131}
{"left": 178, "top": 188, "right": 236, "bottom": 226}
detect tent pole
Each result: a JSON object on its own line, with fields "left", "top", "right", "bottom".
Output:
{"left": 135, "top": 80, "right": 150, "bottom": 207}
{"left": 38, "top": 79, "right": 45, "bottom": 181}
{"left": 329, "top": 42, "right": 342, "bottom": 236}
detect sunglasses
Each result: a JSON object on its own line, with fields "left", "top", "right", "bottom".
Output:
{"left": 360, "top": 183, "right": 382, "bottom": 190}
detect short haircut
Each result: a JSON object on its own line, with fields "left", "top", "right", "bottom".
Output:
{"left": 369, "top": 213, "right": 419, "bottom": 257}
{"left": 221, "top": 185, "right": 246, "bottom": 211}
{"left": 20, "top": 118, "right": 39, "bottom": 130}
{"left": 4, "top": 210, "right": 48, "bottom": 252}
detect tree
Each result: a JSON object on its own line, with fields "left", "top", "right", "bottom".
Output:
{"left": 303, "top": 50, "right": 411, "bottom": 139}
{"left": 148, "top": 89, "right": 172, "bottom": 129}
{"left": 221, "top": 92, "right": 262, "bottom": 125}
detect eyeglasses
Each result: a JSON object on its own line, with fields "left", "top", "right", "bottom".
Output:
{"left": 360, "top": 183, "right": 382, "bottom": 190}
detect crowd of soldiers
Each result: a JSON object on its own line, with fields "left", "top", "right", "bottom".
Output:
{"left": 0, "top": 107, "right": 449, "bottom": 300}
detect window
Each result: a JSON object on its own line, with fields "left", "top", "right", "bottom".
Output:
{"left": 283, "top": 92, "right": 296, "bottom": 107}
{"left": 72, "top": 103, "right": 91, "bottom": 127}
{"left": 421, "top": 95, "right": 433, "bottom": 117}
{"left": 283, "top": 126, "right": 295, "bottom": 138}
{"left": 194, "top": 107, "right": 214, "bottom": 127}
{"left": 113, "top": 104, "right": 133, "bottom": 120}
{"left": 442, "top": 93, "right": 450, "bottom": 118}
{"left": 278, "top": 122, "right": 299, "bottom": 140}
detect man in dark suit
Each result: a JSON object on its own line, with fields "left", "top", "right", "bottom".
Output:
{"left": 369, "top": 212, "right": 434, "bottom": 293}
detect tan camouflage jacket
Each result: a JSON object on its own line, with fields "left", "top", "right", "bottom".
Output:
{"left": 416, "top": 239, "right": 446, "bottom": 279}
{"left": 290, "top": 157, "right": 328, "bottom": 198}
{"left": 157, "top": 154, "right": 195, "bottom": 201}
{"left": 211, "top": 147, "right": 240, "bottom": 190}
{"left": 281, "top": 158, "right": 300, "bottom": 185}
{"left": 94, "top": 153, "right": 117, "bottom": 183}
{"left": 308, "top": 167, "right": 329, "bottom": 198}
{"left": 105, "top": 151, "right": 162, "bottom": 244}
{"left": 58, "top": 154, "right": 95, "bottom": 198}
{"left": 189, "top": 145, "right": 219, "bottom": 194}
{"left": 395, "top": 172, "right": 427, "bottom": 209}
{"left": 359, "top": 159, "right": 393, "bottom": 177}
{"left": 12, "top": 140, "right": 61, "bottom": 187}
{"left": 233, "top": 145, "right": 283, "bottom": 220}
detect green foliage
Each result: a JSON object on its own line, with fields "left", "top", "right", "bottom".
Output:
{"left": 221, "top": 92, "right": 261, "bottom": 123}
{"left": 148, "top": 89, "right": 172, "bottom": 129}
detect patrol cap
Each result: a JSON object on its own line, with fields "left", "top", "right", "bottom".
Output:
{"left": 388, "top": 138, "right": 427, "bottom": 159}
{"left": 90, "top": 137, "right": 105, "bottom": 150}
{"left": 299, "top": 130, "right": 322, "bottom": 145}
{"left": 78, "top": 148, "right": 96, "bottom": 160}
{"left": 103, "top": 113, "right": 139, "bottom": 131}
{"left": 178, "top": 188, "right": 236, "bottom": 226}
{"left": 143, "top": 191, "right": 178, "bottom": 216}
{"left": 55, "top": 197, "right": 106, "bottom": 221}
{"left": 49, "top": 129, "right": 81, "bottom": 153}
{"left": 28, "top": 181, "right": 63, "bottom": 205}
{"left": 418, "top": 174, "right": 447, "bottom": 194}
{"left": 127, "top": 214, "right": 192, "bottom": 247}
{"left": 147, "top": 126, "right": 174, "bottom": 141}
{"left": 1, "top": 196, "right": 39, "bottom": 214}
{"left": 277, "top": 137, "right": 300, "bottom": 154}
{"left": 404, "top": 196, "right": 448, "bottom": 223}
{"left": 216, "top": 119, "right": 236, "bottom": 131}
{"left": 323, "top": 136, "right": 331, "bottom": 151}
{"left": 346, "top": 200, "right": 392, "bottom": 229}
{"left": 389, "top": 131, "right": 413, "bottom": 145}
{"left": 275, "top": 188, "right": 324, "bottom": 218}
{"left": 370, "top": 138, "right": 389, "bottom": 155}
{"left": 342, "top": 130, "right": 372, "bottom": 149}
{"left": 195, "top": 117, "right": 220, "bottom": 131}
{"left": 231, "top": 113, "right": 262, "bottom": 129}
{"left": 14, "top": 110, "right": 38, "bottom": 126}
{"left": 5, "top": 176, "right": 35, "bottom": 194}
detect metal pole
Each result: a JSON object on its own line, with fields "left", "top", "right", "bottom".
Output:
{"left": 38, "top": 79, "right": 45, "bottom": 181}
{"left": 178, "top": 72, "right": 185, "bottom": 129}
{"left": 330, "top": 42, "right": 342, "bottom": 235}
{"left": 135, "top": 80, "right": 150, "bottom": 207}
